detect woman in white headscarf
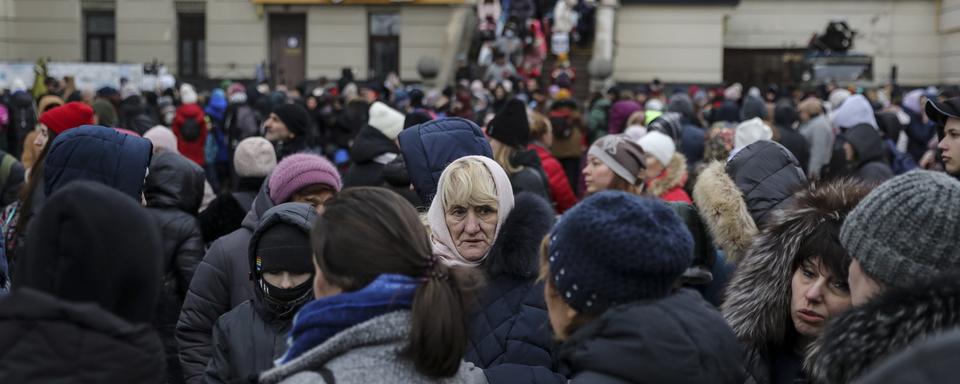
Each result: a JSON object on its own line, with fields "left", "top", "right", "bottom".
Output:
{"left": 427, "top": 155, "right": 564, "bottom": 384}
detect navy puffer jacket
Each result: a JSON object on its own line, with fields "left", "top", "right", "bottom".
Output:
{"left": 398, "top": 117, "right": 493, "bottom": 205}
{"left": 44, "top": 125, "right": 153, "bottom": 199}
{"left": 466, "top": 193, "right": 566, "bottom": 384}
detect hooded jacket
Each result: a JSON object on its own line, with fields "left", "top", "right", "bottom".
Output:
{"left": 144, "top": 151, "right": 206, "bottom": 382}
{"left": 805, "top": 273, "right": 960, "bottom": 383}
{"left": 856, "top": 328, "right": 960, "bottom": 384}
{"left": 43, "top": 125, "right": 153, "bottom": 200}
{"left": 399, "top": 118, "right": 493, "bottom": 205}
{"left": 721, "top": 179, "right": 871, "bottom": 384}
{"left": 206, "top": 203, "right": 317, "bottom": 384}
{"left": 774, "top": 101, "right": 811, "bottom": 172}
{"left": 462, "top": 193, "right": 565, "bottom": 384}
{"left": 840, "top": 124, "right": 894, "bottom": 183}
{"left": 173, "top": 103, "right": 209, "bottom": 166}
{"left": 7, "top": 91, "right": 36, "bottom": 159}
{"left": 178, "top": 181, "right": 275, "bottom": 384}
{"left": 668, "top": 94, "right": 707, "bottom": 166}
{"left": 345, "top": 124, "right": 400, "bottom": 189}
{"left": 646, "top": 153, "right": 691, "bottom": 203}
{"left": 831, "top": 95, "right": 877, "bottom": 131}
{"left": 0, "top": 181, "right": 165, "bottom": 382}
{"left": 693, "top": 141, "right": 807, "bottom": 263}
{"left": 558, "top": 289, "right": 746, "bottom": 384}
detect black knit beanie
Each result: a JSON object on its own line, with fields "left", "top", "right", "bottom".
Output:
{"left": 273, "top": 103, "right": 310, "bottom": 136}
{"left": 487, "top": 98, "right": 530, "bottom": 148}
{"left": 256, "top": 223, "right": 313, "bottom": 274}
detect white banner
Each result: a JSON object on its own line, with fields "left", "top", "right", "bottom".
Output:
{"left": 0, "top": 62, "right": 151, "bottom": 91}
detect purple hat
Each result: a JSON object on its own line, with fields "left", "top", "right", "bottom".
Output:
{"left": 269, "top": 153, "right": 342, "bottom": 204}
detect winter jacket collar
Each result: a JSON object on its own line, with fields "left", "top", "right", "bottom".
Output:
{"left": 144, "top": 151, "right": 205, "bottom": 213}
{"left": 483, "top": 192, "right": 555, "bottom": 279}
{"left": 241, "top": 178, "right": 276, "bottom": 232}
{"left": 646, "top": 153, "right": 688, "bottom": 199}
{"left": 805, "top": 273, "right": 960, "bottom": 383}
{"left": 692, "top": 161, "right": 758, "bottom": 264}
{"left": 722, "top": 179, "right": 870, "bottom": 354}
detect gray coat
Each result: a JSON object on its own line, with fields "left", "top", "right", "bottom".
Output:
{"left": 259, "top": 311, "right": 488, "bottom": 384}
{"left": 798, "top": 114, "right": 834, "bottom": 178}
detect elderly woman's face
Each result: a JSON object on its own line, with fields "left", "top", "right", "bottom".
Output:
{"left": 445, "top": 202, "right": 499, "bottom": 261}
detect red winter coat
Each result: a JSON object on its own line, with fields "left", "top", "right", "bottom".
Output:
{"left": 172, "top": 104, "right": 208, "bottom": 167}
{"left": 529, "top": 143, "right": 577, "bottom": 213}
{"left": 646, "top": 153, "right": 692, "bottom": 204}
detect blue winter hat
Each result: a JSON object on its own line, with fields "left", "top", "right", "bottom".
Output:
{"left": 547, "top": 191, "right": 694, "bottom": 315}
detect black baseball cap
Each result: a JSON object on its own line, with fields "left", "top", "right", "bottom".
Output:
{"left": 925, "top": 97, "right": 960, "bottom": 127}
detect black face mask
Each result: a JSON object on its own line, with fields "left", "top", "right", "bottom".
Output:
{"left": 259, "top": 277, "right": 314, "bottom": 318}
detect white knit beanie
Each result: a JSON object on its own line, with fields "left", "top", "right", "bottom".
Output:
{"left": 180, "top": 84, "right": 198, "bottom": 105}
{"left": 368, "top": 102, "right": 405, "bottom": 141}
{"left": 637, "top": 131, "right": 675, "bottom": 167}
{"left": 144, "top": 125, "right": 179, "bottom": 154}
{"left": 233, "top": 137, "right": 278, "bottom": 178}
{"left": 734, "top": 117, "right": 773, "bottom": 151}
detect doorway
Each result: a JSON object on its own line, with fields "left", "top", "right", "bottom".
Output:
{"left": 269, "top": 14, "right": 306, "bottom": 88}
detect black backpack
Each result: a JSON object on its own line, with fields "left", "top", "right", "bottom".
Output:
{"left": 181, "top": 118, "right": 202, "bottom": 142}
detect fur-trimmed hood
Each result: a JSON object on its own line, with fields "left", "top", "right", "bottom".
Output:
{"left": 484, "top": 192, "right": 555, "bottom": 278}
{"left": 692, "top": 161, "right": 757, "bottom": 264}
{"left": 722, "top": 179, "right": 873, "bottom": 353}
{"left": 647, "top": 152, "right": 688, "bottom": 198}
{"left": 804, "top": 273, "right": 960, "bottom": 383}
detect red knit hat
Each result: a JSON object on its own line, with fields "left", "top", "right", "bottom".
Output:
{"left": 40, "top": 102, "right": 95, "bottom": 135}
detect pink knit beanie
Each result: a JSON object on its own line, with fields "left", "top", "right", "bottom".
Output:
{"left": 268, "top": 153, "right": 342, "bottom": 204}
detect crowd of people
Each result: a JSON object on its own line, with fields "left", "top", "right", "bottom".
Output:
{"left": 0, "top": 54, "right": 959, "bottom": 384}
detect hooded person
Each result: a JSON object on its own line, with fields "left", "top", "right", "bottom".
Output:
{"left": 855, "top": 328, "right": 960, "bottom": 384}
{"left": 205, "top": 203, "right": 318, "bottom": 384}
{"left": 398, "top": 117, "right": 493, "bottom": 206}
{"left": 773, "top": 100, "right": 811, "bottom": 172}
{"left": 0, "top": 181, "right": 165, "bottom": 382}
{"left": 177, "top": 153, "right": 341, "bottom": 384}
{"left": 43, "top": 125, "right": 153, "bottom": 200}
{"left": 344, "top": 102, "right": 404, "bottom": 188}
{"left": 92, "top": 98, "right": 118, "bottom": 128}
{"left": 172, "top": 84, "right": 208, "bottom": 167}
{"left": 694, "top": 140, "right": 807, "bottom": 263}
{"left": 265, "top": 103, "right": 311, "bottom": 160}
{"left": 544, "top": 191, "right": 746, "bottom": 383}
{"left": 205, "top": 89, "right": 231, "bottom": 188}
{"left": 486, "top": 98, "right": 552, "bottom": 203}
{"left": 638, "top": 131, "right": 691, "bottom": 203}
{"left": 199, "top": 137, "right": 278, "bottom": 244}
{"left": 733, "top": 117, "right": 773, "bottom": 153}
{"left": 831, "top": 94, "right": 878, "bottom": 132}
{"left": 805, "top": 171, "right": 960, "bottom": 383}
{"left": 667, "top": 93, "right": 706, "bottom": 167}
{"left": 741, "top": 94, "right": 769, "bottom": 123}
{"left": 145, "top": 125, "right": 180, "bottom": 154}
{"left": 834, "top": 124, "right": 894, "bottom": 183}
{"left": 721, "top": 179, "right": 873, "bottom": 384}
{"left": 797, "top": 98, "right": 834, "bottom": 178}
{"left": 426, "top": 156, "right": 562, "bottom": 383}
{"left": 144, "top": 151, "right": 206, "bottom": 383}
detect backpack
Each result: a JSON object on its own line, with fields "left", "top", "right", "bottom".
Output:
{"left": 885, "top": 139, "right": 918, "bottom": 175}
{"left": 181, "top": 117, "right": 202, "bottom": 142}
{"left": 549, "top": 109, "right": 573, "bottom": 139}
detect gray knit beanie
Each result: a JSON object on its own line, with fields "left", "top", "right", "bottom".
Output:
{"left": 234, "top": 137, "right": 278, "bottom": 178}
{"left": 839, "top": 171, "right": 960, "bottom": 289}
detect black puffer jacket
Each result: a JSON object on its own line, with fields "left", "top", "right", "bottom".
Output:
{"left": 145, "top": 151, "right": 206, "bottom": 383}
{"left": 725, "top": 140, "right": 807, "bottom": 227}
{"left": 178, "top": 182, "right": 274, "bottom": 384}
{"left": 558, "top": 289, "right": 746, "bottom": 383}
{"left": 205, "top": 203, "right": 316, "bottom": 384}
{"left": 464, "top": 193, "right": 564, "bottom": 383}
{"left": 344, "top": 124, "right": 399, "bottom": 188}
{"left": 0, "top": 288, "right": 167, "bottom": 383}
{"left": 841, "top": 124, "right": 894, "bottom": 183}
{"left": 806, "top": 273, "right": 960, "bottom": 383}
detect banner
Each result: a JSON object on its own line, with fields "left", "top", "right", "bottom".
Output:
{"left": 0, "top": 62, "right": 149, "bottom": 91}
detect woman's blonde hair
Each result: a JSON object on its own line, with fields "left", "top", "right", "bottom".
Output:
{"left": 440, "top": 157, "right": 500, "bottom": 212}
{"left": 529, "top": 112, "right": 552, "bottom": 141}
{"left": 493, "top": 144, "right": 523, "bottom": 175}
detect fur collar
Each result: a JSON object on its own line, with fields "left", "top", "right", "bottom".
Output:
{"left": 692, "top": 161, "right": 757, "bottom": 263}
{"left": 647, "top": 153, "right": 688, "bottom": 198}
{"left": 805, "top": 273, "right": 960, "bottom": 383}
{"left": 722, "top": 179, "right": 872, "bottom": 354}
{"left": 484, "top": 193, "right": 556, "bottom": 279}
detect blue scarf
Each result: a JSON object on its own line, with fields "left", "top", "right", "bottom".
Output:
{"left": 279, "top": 274, "right": 419, "bottom": 364}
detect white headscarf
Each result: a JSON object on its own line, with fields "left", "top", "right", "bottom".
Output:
{"left": 427, "top": 156, "right": 515, "bottom": 267}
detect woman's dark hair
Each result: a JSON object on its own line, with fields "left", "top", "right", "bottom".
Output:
{"left": 311, "top": 187, "right": 482, "bottom": 378}
{"left": 15, "top": 133, "right": 56, "bottom": 243}
{"left": 791, "top": 219, "right": 850, "bottom": 284}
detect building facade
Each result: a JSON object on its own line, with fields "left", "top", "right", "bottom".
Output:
{"left": 0, "top": 0, "right": 957, "bottom": 87}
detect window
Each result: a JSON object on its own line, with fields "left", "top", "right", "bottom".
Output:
{"left": 84, "top": 11, "right": 115, "bottom": 62}
{"left": 368, "top": 13, "right": 399, "bottom": 81}
{"left": 178, "top": 13, "right": 206, "bottom": 78}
